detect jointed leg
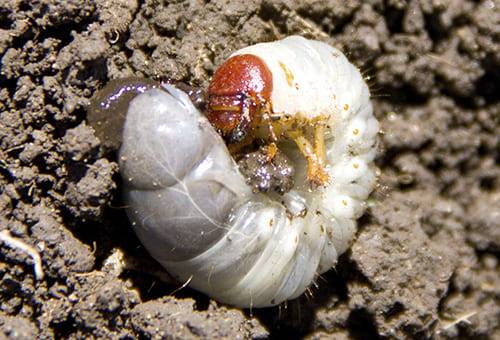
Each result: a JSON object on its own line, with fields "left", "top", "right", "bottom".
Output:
{"left": 310, "top": 116, "right": 329, "bottom": 185}
{"left": 313, "top": 123, "right": 326, "bottom": 167}
{"left": 287, "top": 129, "right": 329, "bottom": 186}
{"left": 260, "top": 102, "right": 281, "bottom": 162}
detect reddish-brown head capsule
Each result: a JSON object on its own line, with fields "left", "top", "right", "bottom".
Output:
{"left": 207, "top": 54, "right": 273, "bottom": 143}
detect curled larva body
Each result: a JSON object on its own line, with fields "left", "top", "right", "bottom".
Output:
{"left": 119, "top": 36, "right": 378, "bottom": 308}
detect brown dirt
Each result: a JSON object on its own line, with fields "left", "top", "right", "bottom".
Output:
{"left": 0, "top": 0, "right": 498, "bottom": 338}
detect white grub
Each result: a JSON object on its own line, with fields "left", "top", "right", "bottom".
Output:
{"left": 119, "top": 36, "right": 378, "bottom": 307}
{"left": 0, "top": 229, "right": 44, "bottom": 280}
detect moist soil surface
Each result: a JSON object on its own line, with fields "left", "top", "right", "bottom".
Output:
{"left": 0, "top": 0, "right": 499, "bottom": 339}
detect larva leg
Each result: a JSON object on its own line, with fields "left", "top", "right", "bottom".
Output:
{"left": 313, "top": 121, "right": 326, "bottom": 166}
{"left": 288, "top": 129, "right": 329, "bottom": 186}
{"left": 260, "top": 102, "right": 281, "bottom": 162}
{"left": 264, "top": 142, "right": 278, "bottom": 162}
{"left": 261, "top": 102, "right": 278, "bottom": 142}
{"left": 310, "top": 115, "right": 329, "bottom": 185}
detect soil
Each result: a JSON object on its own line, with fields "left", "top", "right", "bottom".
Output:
{"left": 0, "top": 0, "right": 498, "bottom": 339}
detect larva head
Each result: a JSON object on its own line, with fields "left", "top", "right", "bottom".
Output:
{"left": 207, "top": 54, "right": 273, "bottom": 143}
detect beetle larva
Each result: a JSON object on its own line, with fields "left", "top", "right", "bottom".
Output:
{"left": 115, "top": 36, "right": 379, "bottom": 307}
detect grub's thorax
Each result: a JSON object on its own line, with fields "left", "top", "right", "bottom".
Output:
{"left": 207, "top": 54, "right": 273, "bottom": 143}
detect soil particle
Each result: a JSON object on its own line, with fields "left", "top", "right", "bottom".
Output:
{"left": 0, "top": 0, "right": 498, "bottom": 338}
{"left": 0, "top": 313, "right": 38, "bottom": 339}
{"left": 131, "top": 297, "right": 269, "bottom": 339}
{"left": 62, "top": 158, "right": 117, "bottom": 220}
{"left": 465, "top": 192, "right": 500, "bottom": 251}
{"left": 30, "top": 213, "right": 95, "bottom": 277}
{"left": 64, "top": 276, "right": 139, "bottom": 339}
{"left": 350, "top": 191, "right": 456, "bottom": 338}
{"left": 438, "top": 253, "right": 500, "bottom": 338}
